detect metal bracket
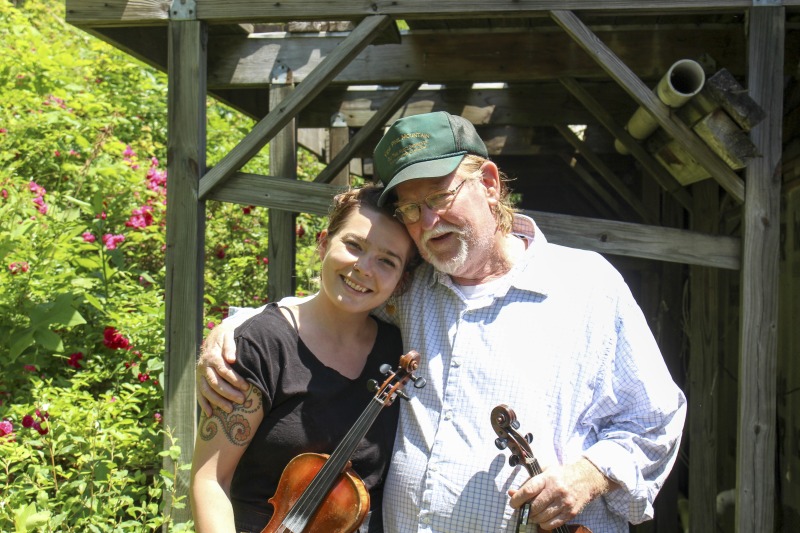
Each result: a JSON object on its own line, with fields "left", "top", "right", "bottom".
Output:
{"left": 170, "top": 0, "right": 197, "bottom": 20}
{"left": 752, "top": 0, "right": 781, "bottom": 6}
{"left": 270, "top": 63, "right": 290, "bottom": 84}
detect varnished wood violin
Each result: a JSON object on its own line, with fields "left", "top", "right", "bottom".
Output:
{"left": 261, "top": 350, "right": 426, "bottom": 533}
{"left": 491, "top": 404, "right": 592, "bottom": 533}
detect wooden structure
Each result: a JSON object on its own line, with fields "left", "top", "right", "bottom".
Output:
{"left": 64, "top": 2, "right": 800, "bottom": 531}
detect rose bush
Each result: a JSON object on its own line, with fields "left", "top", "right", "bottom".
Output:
{"left": 0, "top": 1, "right": 329, "bottom": 530}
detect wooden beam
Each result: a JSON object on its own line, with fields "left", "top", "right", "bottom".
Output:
{"left": 198, "top": 15, "right": 392, "bottom": 199}
{"left": 207, "top": 173, "right": 344, "bottom": 215}
{"left": 208, "top": 173, "right": 741, "bottom": 269}
{"left": 551, "top": 9, "right": 746, "bottom": 204}
{"left": 163, "top": 19, "right": 206, "bottom": 524}
{"left": 65, "top": 0, "right": 800, "bottom": 25}
{"left": 736, "top": 6, "right": 784, "bottom": 532}
{"left": 314, "top": 80, "right": 422, "bottom": 183}
{"left": 559, "top": 76, "right": 694, "bottom": 212}
{"left": 528, "top": 208, "right": 740, "bottom": 270}
{"left": 555, "top": 123, "right": 656, "bottom": 224}
{"left": 206, "top": 27, "right": 750, "bottom": 87}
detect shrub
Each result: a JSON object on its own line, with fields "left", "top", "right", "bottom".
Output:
{"left": 0, "top": 0, "right": 328, "bottom": 530}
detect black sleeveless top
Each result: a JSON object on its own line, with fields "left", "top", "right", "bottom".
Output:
{"left": 229, "top": 303, "right": 403, "bottom": 533}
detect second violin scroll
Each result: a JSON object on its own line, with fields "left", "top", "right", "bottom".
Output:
{"left": 490, "top": 404, "right": 592, "bottom": 533}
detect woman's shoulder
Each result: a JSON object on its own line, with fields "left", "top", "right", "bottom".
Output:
{"left": 235, "top": 303, "right": 295, "bottom": 343}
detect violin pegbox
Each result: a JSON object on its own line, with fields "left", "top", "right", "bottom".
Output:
{"left": 367, "top": 350, "right": 426, "bottom": 405}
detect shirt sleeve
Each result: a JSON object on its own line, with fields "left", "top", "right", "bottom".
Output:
{"left": 581, "top": 282, "right": 687, "bottom": 524}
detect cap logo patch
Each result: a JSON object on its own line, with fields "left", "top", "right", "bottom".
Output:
{"left": 384, "top": 132, "right": 431, "bottom": 165}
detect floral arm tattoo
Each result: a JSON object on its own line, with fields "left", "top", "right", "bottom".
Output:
{"left": 198, "top": 385, "right": 262, "bottom": 446}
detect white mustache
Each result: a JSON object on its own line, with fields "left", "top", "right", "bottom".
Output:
{"left": 421, "top": 222, "right": 463, "bottom": 245}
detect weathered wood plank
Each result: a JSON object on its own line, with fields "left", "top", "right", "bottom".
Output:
{"left": 198, "top": 15, "right": 393, "bottom": 198}
{"left": 65, "top": 0, "right": 800, "bottom": 25}
{"left": 206, "top": 28, "right": 749, "bottom": 87}
{"left": 527, "top": 209, "right": 741, "bottom": 270}
{"left": 314, "top": 80, "right": 421, "bottom": 184}
{"left": 551, "top": 9, "right": 746, "bottom": 204}
{"left": 688, "top": 179, "right": 719, "bottom": 533}
{"left": 267, "top": 84, "right": 298, "bottom": 301}
{"left": 163, "top": 19, "right": 206, "bottom": 525}
{"left": 209, "top": 173, "right": 741, "bottom": 268}
{"left": 736, "top": 6, "right": 783, "bottom": 532}
{"left": 66, "top": 0, "right": 168, "bottom": 25}
{"left": 704, "top": 68, "right": 766, "bottom": 132}
{"left": 207, "top": 173, "right": 344, "bottom": 214}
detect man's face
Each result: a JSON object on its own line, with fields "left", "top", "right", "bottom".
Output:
{"left": 394, "top": 165, "right": 498, "bottom": 277}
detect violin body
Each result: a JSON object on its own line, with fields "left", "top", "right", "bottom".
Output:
{"left": 261, "top": 453, "right": 369, "bottom": 533}
{"left": 260, "top": 351, "right": 424, "bottom": 533}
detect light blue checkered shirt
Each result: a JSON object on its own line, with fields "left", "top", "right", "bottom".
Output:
{"left": 373, "top": 214, "right": 686, "bottom": 533}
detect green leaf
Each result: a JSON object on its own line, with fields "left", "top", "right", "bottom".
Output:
{"left": 34, "top": 328, "right": 64, "bottom": 352}
{"left": 9, "top": 330, "right": 35, "bottom": 360}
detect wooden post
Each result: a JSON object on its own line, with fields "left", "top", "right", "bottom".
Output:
{"left": 164, "top": 19, "right": 206, "bottom": 525}
{"left": 653, "top": 195, "right": 684, "bottom": 533}
{"left": 688, "top": 179, "right": 720, "bottom": 533}
{"left": 328, "top": 112, "right": 350, "bottom": 187}
{"left": 736, "top": 6, "right": 784, "bottom": 532}
{"left": 267, "top": 82, "right": 297, "bottom": 302}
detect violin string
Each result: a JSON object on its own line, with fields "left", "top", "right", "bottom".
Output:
{"left": 281, "top": 396, "right": 386, "bottom": 530}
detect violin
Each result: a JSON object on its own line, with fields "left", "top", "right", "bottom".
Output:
{"left": 261, "top": 350, "right": 426, "bottom": 533}
{"left": 491, "top": 404, "right": 592, "bottom": 533}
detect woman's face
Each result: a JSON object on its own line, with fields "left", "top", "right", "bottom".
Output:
{"left": 318, "top": 206, "right": 414, "bottom": 314}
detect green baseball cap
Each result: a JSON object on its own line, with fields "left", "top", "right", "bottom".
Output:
{"left": 374, "top": 111, "right": 488, "bottom": 206}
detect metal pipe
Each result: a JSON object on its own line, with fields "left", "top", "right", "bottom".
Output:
{"left": 615, "top": 59, "right": 706, "bottom": 154}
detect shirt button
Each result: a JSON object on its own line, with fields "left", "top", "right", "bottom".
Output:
{"left": 421, "top": 515, "right": 432, "bottom": 525}
{"left": 452, "top": 358, "right": 461, "bottom": 367}
{"left": 444, "top": 411, "right": 453, "bottom": 420}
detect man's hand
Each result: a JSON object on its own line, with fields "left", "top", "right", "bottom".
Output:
{"left": 196, "top": 321, "right": 250, "bottom": 416}
{"left": 507, "top": 457, "right": 618, "bottom": 530}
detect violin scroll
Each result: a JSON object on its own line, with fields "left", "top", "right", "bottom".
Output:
{"left": 368, "top": 350, "right": 425, "bottom": 404}
{"left": 491, "top": 404, "right": 535, "bottom": 471}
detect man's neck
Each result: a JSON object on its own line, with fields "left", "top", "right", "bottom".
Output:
{"left": 450, "top": 233, "right": 527, "bottom": 286}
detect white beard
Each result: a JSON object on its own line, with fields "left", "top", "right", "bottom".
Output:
{"left": 420, "top": 222, "right": 471, "bottom": 275}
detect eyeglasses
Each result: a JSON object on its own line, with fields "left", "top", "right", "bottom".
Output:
{"left": 393, "top": 179, "right": 475, "bottom": 225}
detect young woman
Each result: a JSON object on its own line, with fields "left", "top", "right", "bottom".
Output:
{"left": 190, "top": 185, "right": 418, "bottom": 533}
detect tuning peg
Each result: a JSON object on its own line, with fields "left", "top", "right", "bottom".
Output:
{"left": 395, "top": 390, "right": 410, "bottom": 401}
{"left": 511, "top": 419, "right": 520, "bottom": 430}
{"left": 379, "top": 364, "right": 392, "bottom": 375}
{"left": 495, "top": 437, "right": 508, "bottom": 450}
{"left": 525, "top": 433, "right": 533, "bottom": 443}
{"left": 412, "top": 375, "right": 427, "bottom": 389}
{"left": 509, "top": 455, "right": 520, "bottom": 467}
{"left": 366, "top": 379, "right": 379, "bottom": 392}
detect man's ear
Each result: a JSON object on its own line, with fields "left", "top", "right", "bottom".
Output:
{"left": 317, "top": 229, "right": 330, "bottom": 261}
{"left": 480, "top": 161, "right": 501, "bottom": 207}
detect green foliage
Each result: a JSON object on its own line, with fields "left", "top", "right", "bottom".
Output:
{"left": 0, "top": 0, "right": 328, "bottom": 530}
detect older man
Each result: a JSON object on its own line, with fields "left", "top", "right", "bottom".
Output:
{"left": 197, "top": 111, "right": 686, "bottom": 532}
